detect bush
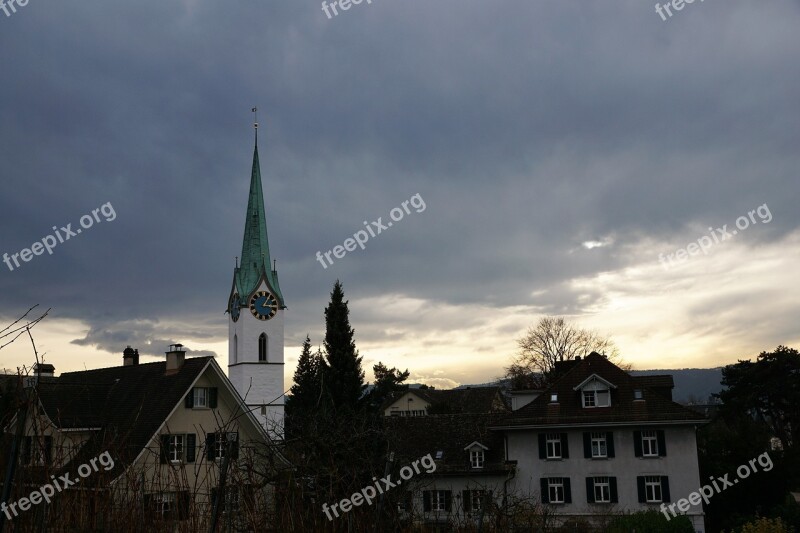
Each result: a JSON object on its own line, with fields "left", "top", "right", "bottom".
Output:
{"left": 605, "top": 510, "right": 695, "bottom": 533}
{"left": 737, "top": 517, "right": 790, "bottom": 533}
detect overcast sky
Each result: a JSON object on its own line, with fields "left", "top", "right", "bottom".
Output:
{"left": 1, "top": 0, "right": 798, "bottom": 390}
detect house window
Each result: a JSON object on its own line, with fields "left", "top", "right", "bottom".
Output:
{"left": 591, "top": 432, "right": 607, "bottom": 458}
{"left": 194, "top": 387, "right": 208, "bottom": 407}
{"left": 645, "top": 476, "right": 663, "bottom": 502}
{"left": 634, "top": 389, "right": 643, "bottom": 400}
{"left": 169, "top": 435, "right": 183, "bottom": 463}
{"left": 211, "top": 487, "right": 240, "bottom": 514}
{"left": 158, "top": 492, "right": 174, "bottom": 519}
{"left": 233, "top": 335, "right": 238, "bottom": 364}
{"left": 423, "top": 490, "right": 451, "bottom": 512}
{"left": 546, "top": 433, "right": 562, "bottom": 459}
{"left": 435, "top": 450, "right": 444, "bottom": 460}
{"left": 593, "top": 477, "right": 611, "bottom": 503}
{"left": 207, "top": 432, "right": 239, "bottom": 461}
{"left": 470, "top": 450, "right": 484, "bottom": 469}
{"left": 147, "top": 491, "right": 189, "bottom": 520}
{"left": 550, "top": 393, "right": 558, "bottom": 403}
{"left": 582, "top": 382, "right": 610, "bottom": 407}
{"left": 548, "top": 478, "right": 565, "bottom": 504}
{"left": 258, "top": 333, "right": 267, "bottom": 362}
{"left": 642, "top": 430, "right": 659, "bottom": 457}
{"left": 463, "top": 489, "right": 485, "bottom": 512}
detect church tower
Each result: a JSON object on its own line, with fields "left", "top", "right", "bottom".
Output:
{"left": 227, "top": 119, "right": 285, "bottom": 439}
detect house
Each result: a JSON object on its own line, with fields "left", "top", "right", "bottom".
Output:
{"left": 494, "top": 352, "right": 708, "bottom": 531}
{"left": 382, "top": 386, "right": 509, "bottom": 417}
{"left": 383, "top": 353, "right": 708, "bottom": 531}
{"left": 6, "top": 344, "right": 289, "bottom": 530}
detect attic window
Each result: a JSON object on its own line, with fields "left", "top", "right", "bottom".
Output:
{"left": 581, "top": 380, "right": 610, "bottom": 408}
{"left": 470, "top": 450, "right": 484, "bottom": 469}
{"left": 435, "top": 450, "right": 444, "bottom": 460}
{"left": 550, "top": 393, "right": 558, "bottom": 403}
{"left": 634, "top": 389, "right": 644, "bottom": 400}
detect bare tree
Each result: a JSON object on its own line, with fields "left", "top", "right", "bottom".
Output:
{"left": 506, "top": 317, "right": 624, "bottom": 387}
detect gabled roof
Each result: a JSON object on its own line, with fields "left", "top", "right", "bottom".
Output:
{"left": 493, "top": 353, "right": 706, "bottom": 429}
{"left": 573, "top": 373, "right": 618, "bottom": 391}
{"left": 385, "top": 414, "right": 512, "bottom": 476}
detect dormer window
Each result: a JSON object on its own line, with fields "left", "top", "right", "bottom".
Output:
{"left": 470, "top": 450, "right": 484, "bottom": 469}
{"left": 550, "top": 393, "right": 558, "bottom": 403}
{"left": 634, "top": 389, "right": 643, "bottom": 400}
{"left": 575, "top": 376, "right": 615, "bottom": 408}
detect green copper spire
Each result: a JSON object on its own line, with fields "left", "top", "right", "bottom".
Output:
{"left": 233, "top": 130, "right": 285, "bottom": 306}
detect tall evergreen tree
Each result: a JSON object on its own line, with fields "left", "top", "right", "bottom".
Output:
{"left": 287, "top": 335, "right": 320, "bottom": 414}
{"left": 322, "top": 280, "right": 365, "bottom": 410}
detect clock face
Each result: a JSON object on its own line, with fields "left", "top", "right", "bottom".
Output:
{"left": 249, "top": 291, "right": 278, "bottom": 321}
{"left": 230, "top": 293, "right": 240, "bottom": 322}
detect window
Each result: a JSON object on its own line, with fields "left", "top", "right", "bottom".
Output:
{"left": 550, "top": 393, "right": 558, "bottom": 403}
{"left": 258, "top": 333, "right": 267, "bottom": 362}
{"left": 645, "top": 476, "right": 662, "bottom": 502}
{"left": 146, "top": 491, "right": 190, "bottom": 520}
{"left": 635, "top": 430, "right": 666, "bottom": 457}
{"left": 462, "top": 490, "right": 486, "bottom": 513}
{"left": 160, "top": 434, "right": 196, "bottom": 464}
{"left": 583, "top": 390, "right": 596, "bottom": 407}
{"left": 185, "top": 387, "right": 218, "bottom": 409}
{"left": 435, "top": 450, "right": 444, "bottom": 460}
{"left": 206, "top": 432, "right": 239, "bottom": 461}
{"left": 642, "top": 430, "right": 658, "bottom": 457}
{"left": 638, "top": 476, "right": 670, "bottom": 503}
{"left": 541, "top": 477, "right": 571, "bottom": 504}
{"left": 546, "top": 434, "right": 562, "bottom": 459}
{"left": 423, "top": 490, "right": 451, "bottom": 512}
{"left": 582, "top": 381, "right": 610, "bottom": 407}
{"left": 634, "top": 389, "right": 643, "bottom": 400}
{"left": 470, "top": 450, "right": 484, "bottom": 469}
{"left": 591, "top": 432, "right": 607, "bottom": 458}
{"left": 169, "top": 435, "right": 183, "bottom": 463}
{"left": 593, "top": 477, "right": 611, "bottom": 503}
{"left": 233, "top": 334, "right": 238, "bottom": 364}
{"left": 211, "top": 487, "right": 240, "bottom": 514}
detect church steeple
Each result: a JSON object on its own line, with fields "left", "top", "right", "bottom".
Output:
{"left": 232, "top": 119, "right": 284, "bottom": 306}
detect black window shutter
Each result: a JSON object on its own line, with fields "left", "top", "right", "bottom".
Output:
{"left": 564, "top": 477, "right": 572, "bottom": 503}
{"left": 540, "top": 478, "right": 549, "bottom": 504}
{"left": 606, "top": 432, "right": 615, "bottom": 458}
{"left": 583, "top": 432, "right": 591, "bottom": 458}
{"left": 209, "top": 388, "right": 218, "bottom": 409}
{"left": 22, "top": 436, "right": 31, "bottom": 465}
{"left": 444, "top": 491, "right": 452, "bottom": 512}
{"left": 462, "top": 490, "right": 471, "bottom": 512}
{"left": 637, "top": 476, "right": 646, "bottom": 503}
{"left": 178, "top": 491, "right": 190, "bottom": 520}
{"left": 210, "top": 487, "right": 218, "bottom": 509}
{"left": 423, "top": 491, "right": 431, "bottom": 512}
{"left": 585, "top": 477, "right": 595, "bottom": 503}
{"left": 44, "top": 436, "right": 53, "bottom": 464}
{"left": 633, "top": 431, "right": 643, "bottom": 457}
{"left": 186, "top": 434, "right": 196, "bottom": 463}
{"left": 538, "top": 433, "right": 546, "bottom": 459}
{"left": 160, "top": 435, "right": 170, "bottom": 464}
{"left": 185, "top": 389, "right": 194, "bottom": 408}
{"left": 206, "top": 433, "right": 216, "bottom": 460}
{"left": 561, "top": 433, "right": 569, "bottom": 458}
{"left": 610, "top": 477, "right": 618, "bottom": 503}
{"left": 657, "top": 430, "right": 667, "bottom": 457}
{"left": 661, "top": 476, "right": 671, "bottom": 502}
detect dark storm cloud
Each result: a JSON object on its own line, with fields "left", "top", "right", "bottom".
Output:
{"left": 0, "top": 0, "right": 798, "bottom": 361}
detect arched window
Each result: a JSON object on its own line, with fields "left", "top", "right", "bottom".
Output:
{"left": 233, "top": 334, "right": 238, "bottom": 363}
{"left": 258, "top": 333, "right": 267, "bottom": 362}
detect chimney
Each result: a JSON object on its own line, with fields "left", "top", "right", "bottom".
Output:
{"left": 123, "top": 346, "right": 139, "bottom": 366}
{"left": 33, "top": 363, "right": 55, "bottom": 377}
{"left": 165, "top": 344, "right": 186, "bottom": 374}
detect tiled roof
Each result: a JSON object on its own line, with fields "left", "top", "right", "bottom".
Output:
{"left": 494, "top": 353, "right": 706, "bottom": 429}
{"left": 37, "top": 357, "right": 211, "bottom": 478}
{"left": 385, "top": 414, "right": 512, "bottom": 475}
